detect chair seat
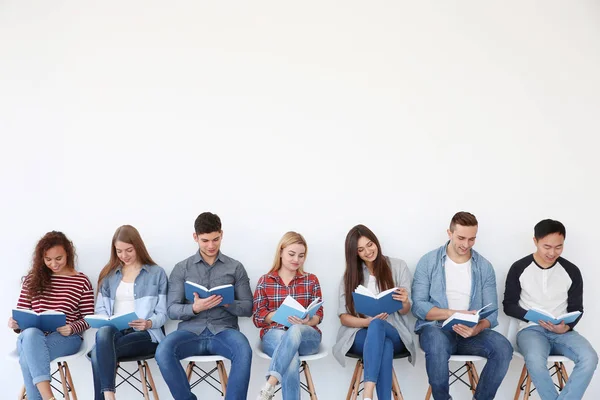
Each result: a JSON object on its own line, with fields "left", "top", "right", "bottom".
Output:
{"left": 118, "top": 353, "right": 156, "bottom": 363}
{"left": 255, "top": 342, "right": 328, "bottom": 361}
{"left": 345, "top": 349, "right": 411, "bottom": 360}
{"left": 182, "top": 354, "right": 228, "bottom": 363}
{"left": 513, "top": 351, "right": 572, "bottom": 363}
{"left": 448, "top": 354, "right": 486, "bottom": 362}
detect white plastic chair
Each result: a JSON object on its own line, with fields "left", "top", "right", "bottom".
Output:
{"left": 507, "top": 318, "right": 571, "bottom": 400}
{"left": 418, "top": 339, "right": 486, "bottom": 399}
{"left": 255, "top": 340, "right": 328, "bottom": 400}
{"left": 164, "top": 320, "right": 229, "bottom": 397}
{"left": 9, "top": 329, "right": 95, "bottom": 400}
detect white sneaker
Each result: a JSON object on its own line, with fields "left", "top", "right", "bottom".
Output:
{"left": 256, "top": 382, "right": 276, "bottom": 400}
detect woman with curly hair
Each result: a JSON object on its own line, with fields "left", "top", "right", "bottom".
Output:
{"left": 90, "top": 225, "right": 168, "bottom": 400}
{"left": 8, "top": 231, "right": 94, "bottom": 400}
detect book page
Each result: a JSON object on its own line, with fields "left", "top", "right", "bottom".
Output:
{"left": 210, "top": 284, "right": 233, "bottom": 291}
{"left": 185, "top": 281, "right": 208, "bottom": 291}
{"left": 281, "top": 295, "right": 305, "bottom": 312}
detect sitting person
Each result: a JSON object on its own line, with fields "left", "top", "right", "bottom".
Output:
{"left": 90, "top": 225, "right": 168, "bottom": 400}
{"left": 253, "top": 231, "right": 324, "bottom": 400}
{"left": 8, "top": 231, "right": 94, "bottom": 400}
{"left": 333, "top": 224, "right": 415, "bottom": 400}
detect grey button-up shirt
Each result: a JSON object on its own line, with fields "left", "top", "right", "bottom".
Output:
{"left": 167, "top": 251, "right": 253, "bottom": 335}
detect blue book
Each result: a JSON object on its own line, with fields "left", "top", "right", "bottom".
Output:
{"left": 441, "top": 303, "right": 497, "bottom": 331}
{"left": 185, "top": 281, "right": 235, "bottom": 305}
{"left": 84, "top": 312, "right": 139, "bottom": 331}
{"left": 12, "top": 309, "right": 66, "bottom": 332}
{"left": 271, "top": 296, "right": 324, "bottom": 327}
{"left": 352, "top": 285, "right": 403, "bottom": 317}
{"left": 524, "top": 308, "right": 581, "bottom": 325}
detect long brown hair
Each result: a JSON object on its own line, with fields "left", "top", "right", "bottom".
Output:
{"left": 268, "top": 231, "right": 308, "bottom": 275}
{"left": 24, "top": 231, "right": 77, "bottom": 298}
{"left": 343, "top": 224, "right": 394, "bottom": 316}
{"left": 97, "top": 225, "right": 157, "bottom": 287}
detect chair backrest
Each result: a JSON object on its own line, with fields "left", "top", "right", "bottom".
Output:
{"left": 507, "top": 317, "right": 520, "bottom": 351}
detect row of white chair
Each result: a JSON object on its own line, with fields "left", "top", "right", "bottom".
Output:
{"left": 8, "top": 318, "right": 572, "bottom": 400}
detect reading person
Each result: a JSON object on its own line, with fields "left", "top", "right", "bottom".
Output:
{"left": 412, "top": 212, "right": 512, "bottom": 400}
{"left": 332, "top": 224, "right": 415, "bottom": 400}
{"left": 503, "top": 219, "right": 598, "bottom": 399}
{"left": 90, "top": 225, "right": 168, "bottom": 400}
{"left": 155, "top": 212, "right": 253, "bottom": 400}
{"left": 8, "top": 231, "right": 94, "bottom": 400}
{"left": 253, "top": 232, "right": 324, "bottom": 400}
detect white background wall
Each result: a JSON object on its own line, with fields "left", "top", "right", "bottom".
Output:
{"left": 1, "top": 1, "right": 599, "bottom": 399}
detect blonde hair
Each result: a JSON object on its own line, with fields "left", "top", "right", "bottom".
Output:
{"left": 268, "top": 231, "right": 308, "bottom": 274}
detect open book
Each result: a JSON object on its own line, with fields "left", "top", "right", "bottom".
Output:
{"left": 351, "top": 285, "right": 402, "bottom": 317}
{"left": 185, "top": 281, "right": 234, "bottom": 305}
{"left": 524, "top": 308, "right": 581, "bottom": 325}
{"left": 442, "top": 303, "right": 497, "bottom": 331}
{"left": 85, "top": 312, "right": 139, "bottom": 331}
{"left": 271, "top": 296, "right": 324, "bottom": 327}
{"left": 12, "top": 309, "right": 66, "bottom": 332}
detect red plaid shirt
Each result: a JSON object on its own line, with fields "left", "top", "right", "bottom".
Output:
{"left": 253, "top": 271, "right": 324, "bottom": 339}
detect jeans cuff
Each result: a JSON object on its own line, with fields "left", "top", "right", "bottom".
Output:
{"left": 267, "top": 370, "right": 283, "bottom": 383}
{"left": 101, "top": 387, "right": 116, "bottom": 393}
{"left": 32, "top": 375, "right": 51, "bottom": 385}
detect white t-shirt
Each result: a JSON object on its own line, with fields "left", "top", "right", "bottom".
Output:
{"left": 113, "top": 281, "right": 136, "bottom": 315}
{"left": 367, "top": 274, "right": 379, "bottom": 295}
{"left": 445, "top": 257, "right": 472, "bottom": 311}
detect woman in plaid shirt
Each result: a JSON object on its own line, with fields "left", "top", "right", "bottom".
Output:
{"left": 253, "top": 231, "right": 324, "bottom": 400}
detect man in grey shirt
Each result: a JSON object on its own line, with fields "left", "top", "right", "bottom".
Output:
{"left": 155, "top": 212, "right": 253, "bottom": 400}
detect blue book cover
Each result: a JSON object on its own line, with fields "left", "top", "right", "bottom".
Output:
{"left": 524, "top": 309, "right": 581, "bottom": 325}
{"left": 352, "top": 286, "right": 403, "bottom": 317}
{"left": 12, "top": 309, "right": 66, "bottom": 332}
{"left": 85, "top": 312, "right": 139, "bottom": 331}
{"left": 185, "top": 281, "right": 234, "bottom": 305}
{"left": 441, "top": 304, "right": 497, "bottom": 331}
{"left": 271, "top": 296, "right": 323, "bottom": 327}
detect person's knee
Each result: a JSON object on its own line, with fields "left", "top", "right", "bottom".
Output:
{"left": 154, "top": 341, "right": 172, "bottom": 366}
{"left": 20, "top": 327, "right": 43, "bottom": 343}
{"left": 579, "top": 350, "right": 599, "bottom": 372}
{"left": 490, "top": 335, "right": 513, "bottom": 362}
{"left": 368, "top": 318, "right": 385, "bottom": 331}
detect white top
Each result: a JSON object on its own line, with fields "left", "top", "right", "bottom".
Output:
{"left": 113, "top": 281, "right": 136, "bottom": 315}
{"left": 445, "top": 257, "right": 472, "bottom": 311}
{"left": 367, "top": 274, "right": 379, "bottom": 295}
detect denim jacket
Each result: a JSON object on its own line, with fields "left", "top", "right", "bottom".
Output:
{"left": 96, "top": 264, "right": 168, "bottom": 343}
{"left": 411, "top": 243, "right": 499, "bottom": 333}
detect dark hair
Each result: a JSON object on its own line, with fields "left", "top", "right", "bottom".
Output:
{"left": 194, "top": 212, "right": 222, "bottom": 234}
{"left": 449, "top": 211, "right": 478, "bottom": 231}
{"left": 343, "top": 224, "right": 394, "bottom": 317}
{"left": 97, "top": 225, "right": 157, "bottom": 288}
{"left": 25, "top": 231, "right": 77, "bottom": 298}
{"left": 534, "top": 219, "right": 566, "bottom": 240}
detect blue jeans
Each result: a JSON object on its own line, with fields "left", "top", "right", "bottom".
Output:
{"left": 419, "top": 325, "right": 513, "bottom": 400}
{"left": 261, "top": 325, "right": 321, "bottom": 400}
{"left": 155, "top": 328, "right": 252, "bottom": 400}
{"left": 17, "top": 328, "right": 83, "bottom": 400}
{"left": 517, "top": 325, "right": 598, "bottom": 400}
{"left": 348, "top": 319, "right": 406, "bottom": 400}
{"left": 90, "top": 326, "right": 158, "bottom": 400}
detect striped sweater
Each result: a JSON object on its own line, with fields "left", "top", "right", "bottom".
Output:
{"left": 16, "top": 272, "right": 95, "bottom": 334}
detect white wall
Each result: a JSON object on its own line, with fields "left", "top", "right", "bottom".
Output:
{"left": 1, "top": 1, "right": 599, "bottom": 399}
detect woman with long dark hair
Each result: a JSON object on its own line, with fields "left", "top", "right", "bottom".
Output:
{"left": 8, "top": 231, "right": 94, "bottom": 400}
{"left": 90, "top": 225, "right": 168, "bottom": 400}
{"left": 333, "top": 225, "right": 416, "bottom": 400}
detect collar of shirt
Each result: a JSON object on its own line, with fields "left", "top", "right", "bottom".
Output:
{"left": 266, "top": 270, "right": 304, "bottom": 285}
{"left": 442, "top": 241, "right": 480, "bottom": 265}
{"left": 115, "top": 264, "right": 150, "bottom": 274}
{"left": 192, "top": 250, "right": 226, "bottom": 266}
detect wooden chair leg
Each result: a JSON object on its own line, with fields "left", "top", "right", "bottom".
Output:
{"left": 466, "top": 362, "right": 478, "bottom": 394}
{"left": 471, "top": 361, "right": 480, "bottom": 386}
{"left": 56, "top": 362, "right": 70, "bottom": 400}
{"left": 185, "top": 362, "right": 194, "bottom": 382}
{"left": 63, "top": 362, "right": 78, "bottom": 400}
{"left": 144, "top": 361, "right": 160, "bottom": 400}
{"left": 216, "top": 360, "right": 227, "bottom": 397}
{"left": 346, "top": 360, "right": 361, "bottom": 400}
{"left": 514, "top": 365, "right": 527, "bottom": 400}
{"left": 523, "top": 373, "right": 532, "bottom": 400}
{"left": 350, "top": 360, "right": 363, "bottom": 400}
{"left": 302, "top": 361, "right": 318, "bottom": 400}
{"left": 560, "top": 362, "right": 569, "bottom": 383}
{"left": 138, "top": 361, "right": 150, "bottom": 400}
{"left": 391, "top": 367, "right": 403, "bottom": 400}
{"left": 425, "top": 385, "right": 433, "bottom": 400}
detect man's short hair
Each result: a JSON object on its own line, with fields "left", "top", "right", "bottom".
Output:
{"left": 534, "top": 219, "right": 566, "bottom": 240}
{"left": 194, "top": 212, "right": 222, "bottom": 234}
{"left": 449, "top": 211, "right": 478, "bottom": 232}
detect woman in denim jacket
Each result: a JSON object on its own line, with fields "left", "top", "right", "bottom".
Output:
{"left": 90, "top": 225, "right": 168, "bottom": 400}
